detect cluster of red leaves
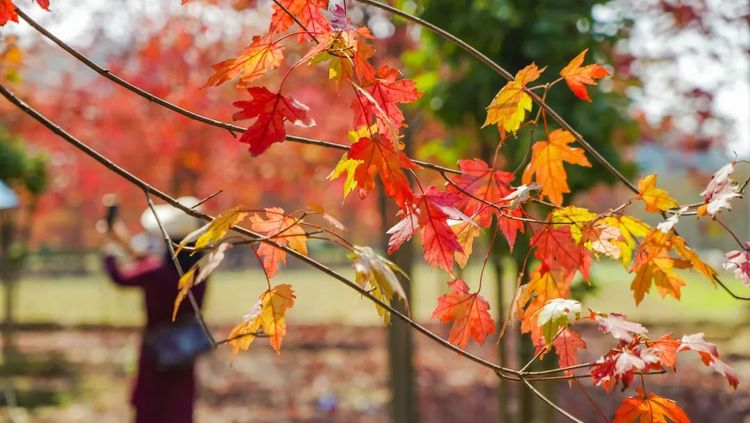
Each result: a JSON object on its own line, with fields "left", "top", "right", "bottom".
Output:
{"left": 0, "top": 0, "right": 49, "bottom": 26}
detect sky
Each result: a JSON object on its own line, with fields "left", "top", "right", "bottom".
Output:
{"left": 6, "top": 0, "right": 749, "bottom": 159}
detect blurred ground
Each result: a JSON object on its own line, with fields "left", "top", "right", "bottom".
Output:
{"left": 1, "top": 262, "right": 749, "bottom": 422}
{"left": 1, "top": 323, "right": 749, "bottom": 422}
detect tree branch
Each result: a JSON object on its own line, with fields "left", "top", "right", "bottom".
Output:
{"left": 0, "top": 83, "right": 526, "bottom": 380}
{"left": 354, "top": 0, "right": 640, "bottom": 195}
{"left": 14, "top": 7, "right": 458, "bottom": 176}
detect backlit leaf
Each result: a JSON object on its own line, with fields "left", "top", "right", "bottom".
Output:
{"left": 560, "top": 49, "right": 610, "bottom": 102}
{"left": 432, "top": 279, "right": 495, "bottom": 349}
{"left": 233, "top": 86, "right": 315, "bottom": 156}
{"left": 522, "top": 129, "right": 591, "bottom": 206}
{"left": 483, "top": 63, "right": 544, "bottom": 133}
{"left": 228, "top": 284, "right": 296, "bottom": 354}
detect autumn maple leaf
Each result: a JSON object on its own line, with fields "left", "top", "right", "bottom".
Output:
{"left": 269, "top": 0, "right": 330, "bottom": 42}
{"left": 432, "top": 279, "right": 495, "bottom": 349}
{"left": 560, "top": 49, "right": 610, "bottom": 102}
{"left": 173, "top": 243, "right": 232, "bottom": 320}
{"left": 179, "top": 206, "right": 249, "bottom": 250}
{"left": 532, "top": 225, "right": 591, "bottom": 282}
{"left": 205, "top": 36, "right": 283, "bottom": 88}
{"left": 351, "top": 65, "right": 421, "bottom": 134}
{"left": 228, "top": 284, "right": 296, "bottom": 354}
{"left": 636, "top": 174, "right": 679, "bottom": 213}
{"left": 613, "top": 388, "right": 689, "bottom": 423}
{"left": 387, "top": 186, "right": 467, "bottom": 272}
{"left": 553, "top": 328, "right": 586, "bottom": 379}
{"left": 522, "top": 129, "right": 592, "bottom": 206}
{"left": 629, "top": 229, "right": 716, "bottom": 305}
{"left": 698, "top": 162, "right": 741, "bottom": 216}
{"left": 349, "top": 245, "right": 408, "bottom": 325}
{"left": 0, "top": 0, "right": 50, "bottom": 26}
{"left": 723, "top": 242, "right": 750, "bottom": 286}
{"left": 447, "top": 158, "right": 524, "bottom": 248}
{"left": 249, "top": 207, "right": 308, "bottom": 277}
{"left": 306, "top": 27, "right": 376, "bottom": 85}
{"left": 347, "top": 135, "right": 417, "bottom": 208}
{"left": 0, "top": 0, "right": 17, "bottom": 26}
{"left": 232, "top": 86, "right": 315, "bottom": 156}
{"left": 484, "top": 63, "right": 544, "bottom": 133}
{"left": 516, "top": 268, "right": 568, "bottom": 341}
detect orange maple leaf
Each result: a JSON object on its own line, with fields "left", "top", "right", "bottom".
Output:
{"left": 613, "top": 388, "right": 689, "bottom": 423}
{"left": 249, "top": 208, "right": 308, "bottom": 277}
{"left": 347, "top": 136, "right": 417, "bottom": 208}
{"left": 636, "top": 174, "right": 679, "bottom": 213}
{"left": 515, "top": 268, "right": 570, "bottom": 343}
{"left": 629, "top": 229, "right": 716, "bottom": 305}
{"left": 205, "top": 36, "right": 283, "bottom": 88}
{"left": 432, "top": 279, "right": 495, "bottom": 349}
{"left": 228, "top": 284, "right": 296, "bottom": 354}
{"left": 522, "top": 129, "right": 591, "bottom": 206}
{"left": 560, "top": 49, "right": 610, "bottom": 102}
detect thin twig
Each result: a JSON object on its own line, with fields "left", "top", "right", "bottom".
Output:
{"left": 355, "top": 0, "right": 640, "bottom": 195}
{"left": 520, "top": 376, "right": 584, "bottom": 423}
{"left": 15, "top": 8, "right": 458, "bottom": 176}
{"left": 145, "top": 191, "right": 216, "bottom": 346}
{"left": 0, "top": 83, "right": 526, "bottom": 379}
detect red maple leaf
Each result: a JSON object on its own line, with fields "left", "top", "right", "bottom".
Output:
{"left": 0, "top": 0, "right": 50, "bottom": 26}
{"left": 347, "top": 135, "right": 417, "bottom": 208}
{"left": 269, "top": 0, "right": 330, "bottom": 42}
{"left": 0, "top": 0, "right": 17, "bottom": 26}
{"left": 553, "top": 328, "right": 586, "bottom": 380}
{"left": 232, "top": 86, "right": 315, "bottom": 156}
{"left": 432, "top": 279, "right": 495, "bottom": 349}
{"left": 448, "top": 158, "right": 524, "bottom": 248}
{"left": 351, "top": 65, "right": 421, "bottom": 135}
{"left": 532, "top": 226, "right": 591, "bottom": 281}
{"left": 387, "top": 186, "right": 465, "bottom": 272}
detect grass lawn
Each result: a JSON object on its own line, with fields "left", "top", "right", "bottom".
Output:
{"left": 2, "top": 261, "right": 748, "bottom": 327}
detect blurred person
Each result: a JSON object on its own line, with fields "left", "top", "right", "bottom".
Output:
{"left": 101, "top": 196, "right": 211, "bottom": 423}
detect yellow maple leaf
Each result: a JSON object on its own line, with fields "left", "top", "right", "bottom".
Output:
{"left": 636, "top": 174, "right": 679, "bottom": 213}
{"left": 551, "top": 206, "right": 597, "bottom": 243}
{"left": 179, "top": 206, "right": 248, "bottom": 251}
{"left": 451, "top": 220, "right": 481, "bottom": 269}
{"left": 327, "top": 154, "right": 361, "bottom": 199}
{"left": 600, "top": 215, "right": 651, "bottom": 266}
{"left": 228, "top": 284, "right": 296, "bottom": 354}
{"left": 483, "top": 63, "right": 544, "bottom": 133}
{"left": 522, "top": 129, "right": 592, "bottom": 205}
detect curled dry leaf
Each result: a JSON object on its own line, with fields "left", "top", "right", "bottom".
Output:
{"left": 173, "top": 242, "right": 232, "bottom": 320}
{"left": 349, "top": 245, "right": 408, "bottom": 325}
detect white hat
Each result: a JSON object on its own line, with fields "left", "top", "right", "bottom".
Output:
{"left": 140, "top": 196, "right": 203, "bottom": 240}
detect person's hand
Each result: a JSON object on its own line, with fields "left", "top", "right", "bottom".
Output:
{"left": 98, "top": 220, "right": 132, "bottom": 257}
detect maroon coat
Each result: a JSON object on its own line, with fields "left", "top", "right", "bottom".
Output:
{"left": 104, "top": 255, "right": 207, "bottom": 423}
